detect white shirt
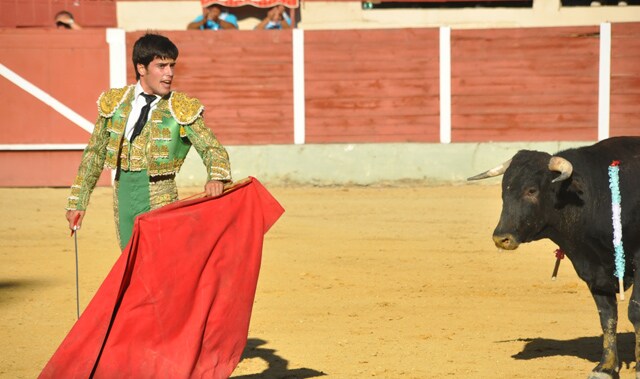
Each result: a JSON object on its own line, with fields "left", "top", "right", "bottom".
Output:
{"left": 124, "top": 82, "right": 161, "bottom": 141}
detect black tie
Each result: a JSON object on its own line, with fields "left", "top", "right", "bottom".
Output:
{"left": 130, "top": 93, "right": 156, "bottom": 142}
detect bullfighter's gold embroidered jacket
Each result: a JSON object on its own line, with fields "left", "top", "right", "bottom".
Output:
{"left": 67, "top": 85, "right": 231, "bottom": 210}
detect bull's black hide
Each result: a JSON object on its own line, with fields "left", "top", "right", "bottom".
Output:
{"left": 469, "top": 136, "right": 640, "bottom": 379}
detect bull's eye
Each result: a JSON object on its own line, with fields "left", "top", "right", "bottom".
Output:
{"left": 524, "top": 187, "right": 538, "bottom": 200}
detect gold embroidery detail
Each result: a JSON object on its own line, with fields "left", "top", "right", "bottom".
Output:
{"left": 183, "top": 118, "right": 231, "bottom": 182}
{"left": 126, "top": 124, "right": 150, "bottom": 172}
{"left": 98, "top": 86, "right": 133, "bottom": 118}
{"left": 169, "top": 92, "right": 204, "bottom": 125}
{"left": 149, "top": 179, "right": 178, "bottom": 210}
{"left": 106, "top": 138, "right": 119, "bottom": 153}
{"left": 153, "top": 145, "right": 169, "bottom": 158}
{"left": 104, "top": 99, "right": 130, "bottom": 171}
{"left": 66, "top": 117, "right": 111, "bottom": 210}
{"left": 68, "top": 89, "right": 229, "bottom": 213}
{"left": 113, "top": 180, "right": 121, "bottom": 245}
{"left": 117, "top": 142, "right": 130, "bottom": 171}
{"left": 150, "top": 127, "right": 172, "bottom": 141}
{"left": 145, "top": 159, "right": 186, "bottom": 177}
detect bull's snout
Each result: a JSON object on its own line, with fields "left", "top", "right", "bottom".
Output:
{"left": 493, "top": 233, "right": 519, "bottom": 250}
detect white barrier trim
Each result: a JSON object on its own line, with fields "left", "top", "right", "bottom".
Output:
{"left": 439, "top": 26, "right": 452, "bottom": 144}
{"left": 0, "top": 63, "right": 94, "bottom": 133}
{"left": 293, "top": 28, "right": 306, "bottom": 145}
{"left": 598, "top": 22, "right": 611, "bottom": 141}
{"left": 107, "top": 28, "right": 127, "bottom": 89}
{"left": 0, "top": 144, "right": 86, "bottom": 151}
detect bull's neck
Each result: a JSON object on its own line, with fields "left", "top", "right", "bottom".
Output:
{"left": 541, "top": 205, "right": 583, "bottom": 252}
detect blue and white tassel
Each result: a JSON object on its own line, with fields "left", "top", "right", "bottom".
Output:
{"left": 608, "top": 160, "right": 625, "bottom": 301}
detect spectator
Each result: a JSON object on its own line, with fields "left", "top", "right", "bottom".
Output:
{"left": 55, "top": 10, "right": 82, "bottom": 30}
{"left": 187, "top": 1, "right": 238, "bottom": 30}
{"left": 255, "top": 5, "right": 291, "bottom": 30}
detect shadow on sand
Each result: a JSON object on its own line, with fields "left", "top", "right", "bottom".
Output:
{"left": 0, "top": 279, "right": 49, "bottom": 307}
{"left": 507, "top": 332, "right": 635, "bottom": 369}
{"left": 233, "top": 338, "right": 326, "bottom": 379}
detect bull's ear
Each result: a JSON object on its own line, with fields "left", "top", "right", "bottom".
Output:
{"left": 567, "top": 176, "right": 585, "bottom": 196}
{"left": 554, "top": 175, "right": 585, "bottom": 208}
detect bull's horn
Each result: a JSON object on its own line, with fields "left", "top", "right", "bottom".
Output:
{"left": 548, "top": 156, "right": 573, "bottom": 183}
{"left": 467, "top": 159, "right": 512, "bottom": 181}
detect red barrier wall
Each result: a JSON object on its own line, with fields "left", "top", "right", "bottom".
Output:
{"left": 305, "top": 28, "right": 440, "bottom": 143}
{"left": 0, "top": 0, "right": 117, "bottom": 28}
{"left": 0, "top": 29, "right": 112, "bottom": 187}
{"left": 451, "top": 26, "right": 601, "bottom": 142}
{"left": 1, "top": 24, "right": 639, "bottom": 187}
{"left": 126, "top": 30, "right": 295, "bottom": 145}
{"left": 610, "top": 22, "right": 640, "bottom": 136}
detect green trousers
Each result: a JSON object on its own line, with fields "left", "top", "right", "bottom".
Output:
{"left": 116, "top": 170, "right": 151, "bottom": 250}
{"left": 114, "top": 170, "right": 179, "bottom": 250}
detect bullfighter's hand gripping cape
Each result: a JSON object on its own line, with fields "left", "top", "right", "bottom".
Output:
{"left": 39, "top": 177, "right": 284, "bottom": 379}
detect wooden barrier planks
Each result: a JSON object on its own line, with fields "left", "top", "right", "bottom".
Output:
{"left": 1, "top": 24, "right": 640, "bottom": 187}
{"left": 451, "top": 26, "right": 600, "bottom": 142}
{"left": 304, "top": 28, "right": 440, "bottom": 143}
{"left": 0, "top": 0, "right": 116, "bottom": 28}
{"left": 610, "top": 22, "right": 640, "bottom": 137}
{"left": 126, "top": 30, "right": 294, "bottom": 145}
{"left": 0, "top": 28, "right": 111, "bottom": 187}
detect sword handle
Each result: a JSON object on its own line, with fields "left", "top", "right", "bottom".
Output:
{"left": 70, "top": 213, "right": 81, "bottom": 237}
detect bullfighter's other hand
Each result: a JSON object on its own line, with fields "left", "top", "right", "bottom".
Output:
{"left": 204, "top": 180, "right": 224, "bottom": 197}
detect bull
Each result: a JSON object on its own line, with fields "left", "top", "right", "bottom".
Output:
{"left": 468, "top": 136, "right": 640, "bottom": 379}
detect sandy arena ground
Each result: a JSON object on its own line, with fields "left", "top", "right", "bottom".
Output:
{"left": 0, "top": 183, "right": 637, "bottom": 378}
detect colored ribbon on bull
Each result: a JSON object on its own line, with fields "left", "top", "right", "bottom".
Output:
{"left": 551, "top": 248, "right": 564, "bottom": 281}
{"left": 608, "top": 160, "right": 625, "bottom": 301}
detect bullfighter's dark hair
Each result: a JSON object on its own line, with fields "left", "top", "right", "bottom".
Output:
{"left": 132, "top": 33, "right": 179, "bottom": 81}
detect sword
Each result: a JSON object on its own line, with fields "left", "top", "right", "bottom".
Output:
{"left": 70, "top": 214, "right": 81, "bottom": 319}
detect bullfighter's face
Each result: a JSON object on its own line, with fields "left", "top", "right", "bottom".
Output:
{"left": 137, "top": 57, "right": 175, "bottom": 97}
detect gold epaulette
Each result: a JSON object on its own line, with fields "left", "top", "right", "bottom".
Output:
{"left": 97, "top": 86, "right": 133, "bottom": 118}
{"left": 169, "top": 91, "right": 204, "bottom": 125}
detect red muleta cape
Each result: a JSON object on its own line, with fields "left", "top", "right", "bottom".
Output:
{"left": 40, "top": 177, "right": 284, "bottom": 379}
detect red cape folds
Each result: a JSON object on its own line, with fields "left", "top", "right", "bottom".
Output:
{"left": 40, "top": 177, "right": 284, "bottom": 379}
